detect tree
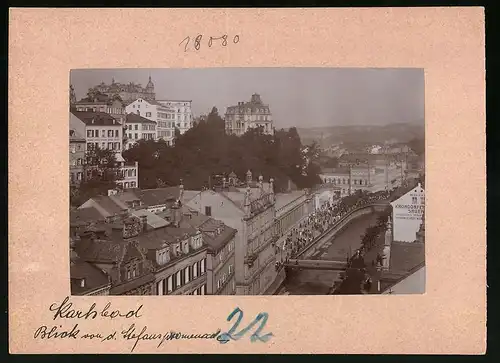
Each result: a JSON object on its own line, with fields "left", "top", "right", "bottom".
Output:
{"left": 408, "top": 137, "right": 425, "bottom": 156}
{"left": 71, "top": 146, "right": 119, "bottom": 206}
{"left": 122, "top": 106, "right": 322, "bottom": 193}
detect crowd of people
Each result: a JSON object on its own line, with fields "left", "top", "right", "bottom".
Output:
{"left": 279, "top": 188, "right": 397, "bottom": 262}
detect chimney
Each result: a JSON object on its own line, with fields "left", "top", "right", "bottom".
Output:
{"left": 111, "top": 225, "right": 123, "bottom": 240}
{"left": 140, "top": 215, "right": 148, "bottom": 231}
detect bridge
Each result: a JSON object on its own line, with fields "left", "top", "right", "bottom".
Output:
{"left": 284, "top": 259, "right": 348, "bottom": 271}
{"left": 292, "top": 202, "right": 390, "bottom": 260}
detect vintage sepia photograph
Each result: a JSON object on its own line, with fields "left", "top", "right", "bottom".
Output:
{"left": 69, "top": 68, "right": 425, "bottom": 296}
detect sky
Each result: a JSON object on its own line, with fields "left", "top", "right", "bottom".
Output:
{"left": 71, "top": 68, "right": 424, "bottom": 129}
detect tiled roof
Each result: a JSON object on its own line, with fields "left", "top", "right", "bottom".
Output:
{"left": 135, "top": 225, "right": 196, "bottom": 250}
{"left": 75, "top": 237, "right": 126, "bottom": 264}
{"left": 138, "top": 187, "right": 180, "bottom": 207}
{"left": 126, "top": 113, "right": 157, "bottom": 124}
{"left": 71, "top": 207, "right": 105, "bottom": 224}
{"left": 200, "top": 219, "right": 237, "bottom": 252}
{"left": 90, "top": 195, "right": 128, "bottom": 216}
{"left": 71, "top": 111, "right": 122, "bottom": 126}
{"left": 70, "top": 260, "right": 111, "bottom": 295}
{"left": 131, "top": 209, "right": 169, "bottom": 229}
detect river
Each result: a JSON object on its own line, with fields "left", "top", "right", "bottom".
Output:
{"left": 278, "top": 213, "right": 380, "bottom": 295}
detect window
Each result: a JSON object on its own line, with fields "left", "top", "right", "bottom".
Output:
{"left": 134, "top": 133, "right": 138, "bottom": 139}
{"left": 185, "top": 266, "right": 190, "bottom": 283}
{"left": 108, "top": 142, "right": 113, "bottom": 150}
{"left": 87, "top": 130, "right": 92, "bottom": 137}
{"left": 412, "top": 196, "right": 418, "bottom": 204}
{"left": 201, "top": 258, "right": 206, "bottom": 274}
{"left": 193, "top": 289, "right": 198, "bottom": 295}
{"left": 205, "top": 206, "right": 212, "bottom": 216}
{"left": 131, "top": 182, "right": 136, "bottom": 188}
{"left": 134, "top": 124, "right": 138, "bottom": 130}
{"left": 193, "top": 262, "right": 198, "bottom": 279}
{"left": 146, "top": 112, "right": 151, "bottom": 117}
{"left": 229, "top": 264, "right": 233, "bottom": 274}
{"left": 176, "top": 271, "right": 181, "bottom": 286}
{"left": 115, "top": 130, "right": 119, "bottom": 137}
{"left": 167, "top": 275, "right": 173, "bottom": 292}
{"left": 201, "top": 285, "right": 206, "bottom": 295}
{"left": 108, "top": 130, "right": 113, "bottom": 137}
{"left": 217, "top": 280, "right": 221, "bottom": 289}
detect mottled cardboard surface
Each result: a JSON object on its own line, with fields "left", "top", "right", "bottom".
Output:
{"left": 8, "top": 8, "right": 486, "bottom": 354}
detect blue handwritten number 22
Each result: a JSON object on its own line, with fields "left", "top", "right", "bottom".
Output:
{"left": 218, "top": 308, "right": 273, "bottom": 344}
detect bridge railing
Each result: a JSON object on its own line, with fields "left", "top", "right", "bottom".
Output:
{"left": 292, "top": 201, "right": 389, "bottom": 259}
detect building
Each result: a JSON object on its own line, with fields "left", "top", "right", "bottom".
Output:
{"left": 74, "top": 92, "right": 127, "bottom": 124}
{"left": 203, "top": 218, "right": 237, "bottom": 295}
{"left": 378, "top": 212, "right": 426, "bottom": 294}
{"left": 390, "top": 183, "right": 425, "bottom": 242}
{"left": 320, "top": 154, "right": 408, "bottom": 197}
{"left": 69, "top": 129, "right": 86, "bottom": 187}
{"left": 224, "top": 93, "right": 274, "bottom": 136}
{"left": 90, "top": 77, "right": 155, "bottom": 102}
{"left": 156, "top": 100, "right": 194, "bottom": 135}
{"left": 124, "top": 113, "right": 157, "bottom": 150}
{"left": 125, "top": 98, "right": 176, "bottom": 145}
{"left": 184, "top": 171, "right": 279, "bottom": 295}
{"left": 70, "top": 111, "right": 139, "bottom": 189}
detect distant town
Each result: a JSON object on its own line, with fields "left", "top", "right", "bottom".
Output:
{"left": 69, "top": 74, "right": 425, "bottom": 296}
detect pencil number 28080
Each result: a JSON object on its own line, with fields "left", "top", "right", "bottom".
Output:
{"left": 179, "top": 34, "right": 240, "bottom": 52}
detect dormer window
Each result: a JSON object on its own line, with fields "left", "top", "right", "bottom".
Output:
{"left": 80, "top": 278, "right": 85, "bottom": 288}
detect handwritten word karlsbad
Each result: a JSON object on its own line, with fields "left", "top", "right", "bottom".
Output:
{"left": 180, "top": 34, "right": 240, "bottom": 52}
{"left": 49, "top": 296, "right": 143, "bottom": 320}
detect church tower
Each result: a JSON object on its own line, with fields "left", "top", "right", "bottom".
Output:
{"left": 145, "top": 75, "right": 155, "bottom": 100}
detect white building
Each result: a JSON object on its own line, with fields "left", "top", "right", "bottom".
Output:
{"left": 125, "top": 98, "right": 176, "bottom": 145}
{"left": 390, "top": 183, "right": 425, "bottom": 242}
{"left": 70, "top": 111, "right": 139, "bottom": 189}
{"left": 224, "top": 94, "right": 274, "bottom": 136}
{"left": 156, "top": 100, "right": 193, "bottom": 135}
{"left": 124, "top": 113, "right": 157, "bottom": 150}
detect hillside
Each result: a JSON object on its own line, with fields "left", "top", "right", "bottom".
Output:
{"left": 297, "top": 121, "right": 424, "bottom": 147}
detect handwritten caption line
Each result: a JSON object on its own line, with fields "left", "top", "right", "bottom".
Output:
{"left": 35, "top": 297, "right": 273, "bottom": 352}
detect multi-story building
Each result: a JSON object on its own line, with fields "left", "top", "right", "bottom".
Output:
{"left": 203, "top": 219, "right": 237, "bottom": 295}
{"left": 125, "top": 98, "right": 176, "bottom": 145}
{"left": 74, "top": 93, "right": 127, "bottom": 124}
{"left": 184, "top": 171, "right": 279, "bottom": 295}
{"left": 124, "top": 113, "right": 157, "bottom": 150}
{"left": 90, "top": 76, "right": 156, "bottom": 102}
{"left": 70, "top": 111, "right": 139, "bottom": 189}
{"left": 273, "top": 190, "right": 315, "bottom": 262}
{"left": 69, "top": 129, "right": 86, "bottom": 187}
{"left": 320, "top": 153, "right": 408, "bottom": 197}
{"left": 224, "top": 93, "right": 274, "bottom": 136}
{"left": 156, "top": 100, "right": 193, "bottom": 135}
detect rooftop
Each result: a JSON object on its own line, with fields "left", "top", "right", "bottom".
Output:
{"left": 69, "top": 129, "right": 86, "bottom": 142}
{"left": 126, "top": 113, "right": 157, "bottom": 124}
{"left": 201, "top": 219, "right": 237, "bottom": 253}
{"left": 275, "top": 191, "right": 305, "bottom": 211}
{"left": 138, "top": 187, "right": 180, "bottom": 207}
{"left": 71, "top": 207, "right": 105, "bottom": 225}
{"left": 71, "top": 111, "right": 122, "bottom": 127}
{"left": 70, "top": 260, "right": 110, "bottom": 295}
{"left": 131, "top": 209, "right": 170, "bottom": 229}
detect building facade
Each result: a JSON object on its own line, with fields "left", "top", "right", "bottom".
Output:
{"left": 224, "top": 93, "right": 274, "bottom": 136}
{"left": 125, "top": 113, "right": 157, "bottom": 150}
{"left": 74, "top": 95, "right": 127, "bottom": 124}
{"left": 69, "top": 129, "right": 86, "bottom": 187}
{"left": 390, "top": 183, "right": 425, "bottom": 242}
{"left": 125, "top": 98, "right": 176, "bottom": 145}
{"left": 184, "top": 172, "right": 279, "bottom": 295}
{"left": 90, "top": 77, "right": 156, "bottom": 102}
{"left": 70, "top": 111, "right": 139, "bottom": 189}
{"left": 156, "top": 100, "right": 194, "bottom": 135}
{"left": 204, "top": 219, "right": 237, "bottom": 295}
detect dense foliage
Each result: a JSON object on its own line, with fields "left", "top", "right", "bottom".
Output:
{"left": 70, "top": 147, "right": 119, "bottom": 206}
{"left": 123, "top": 107, "right": 322, "bottom": 192}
